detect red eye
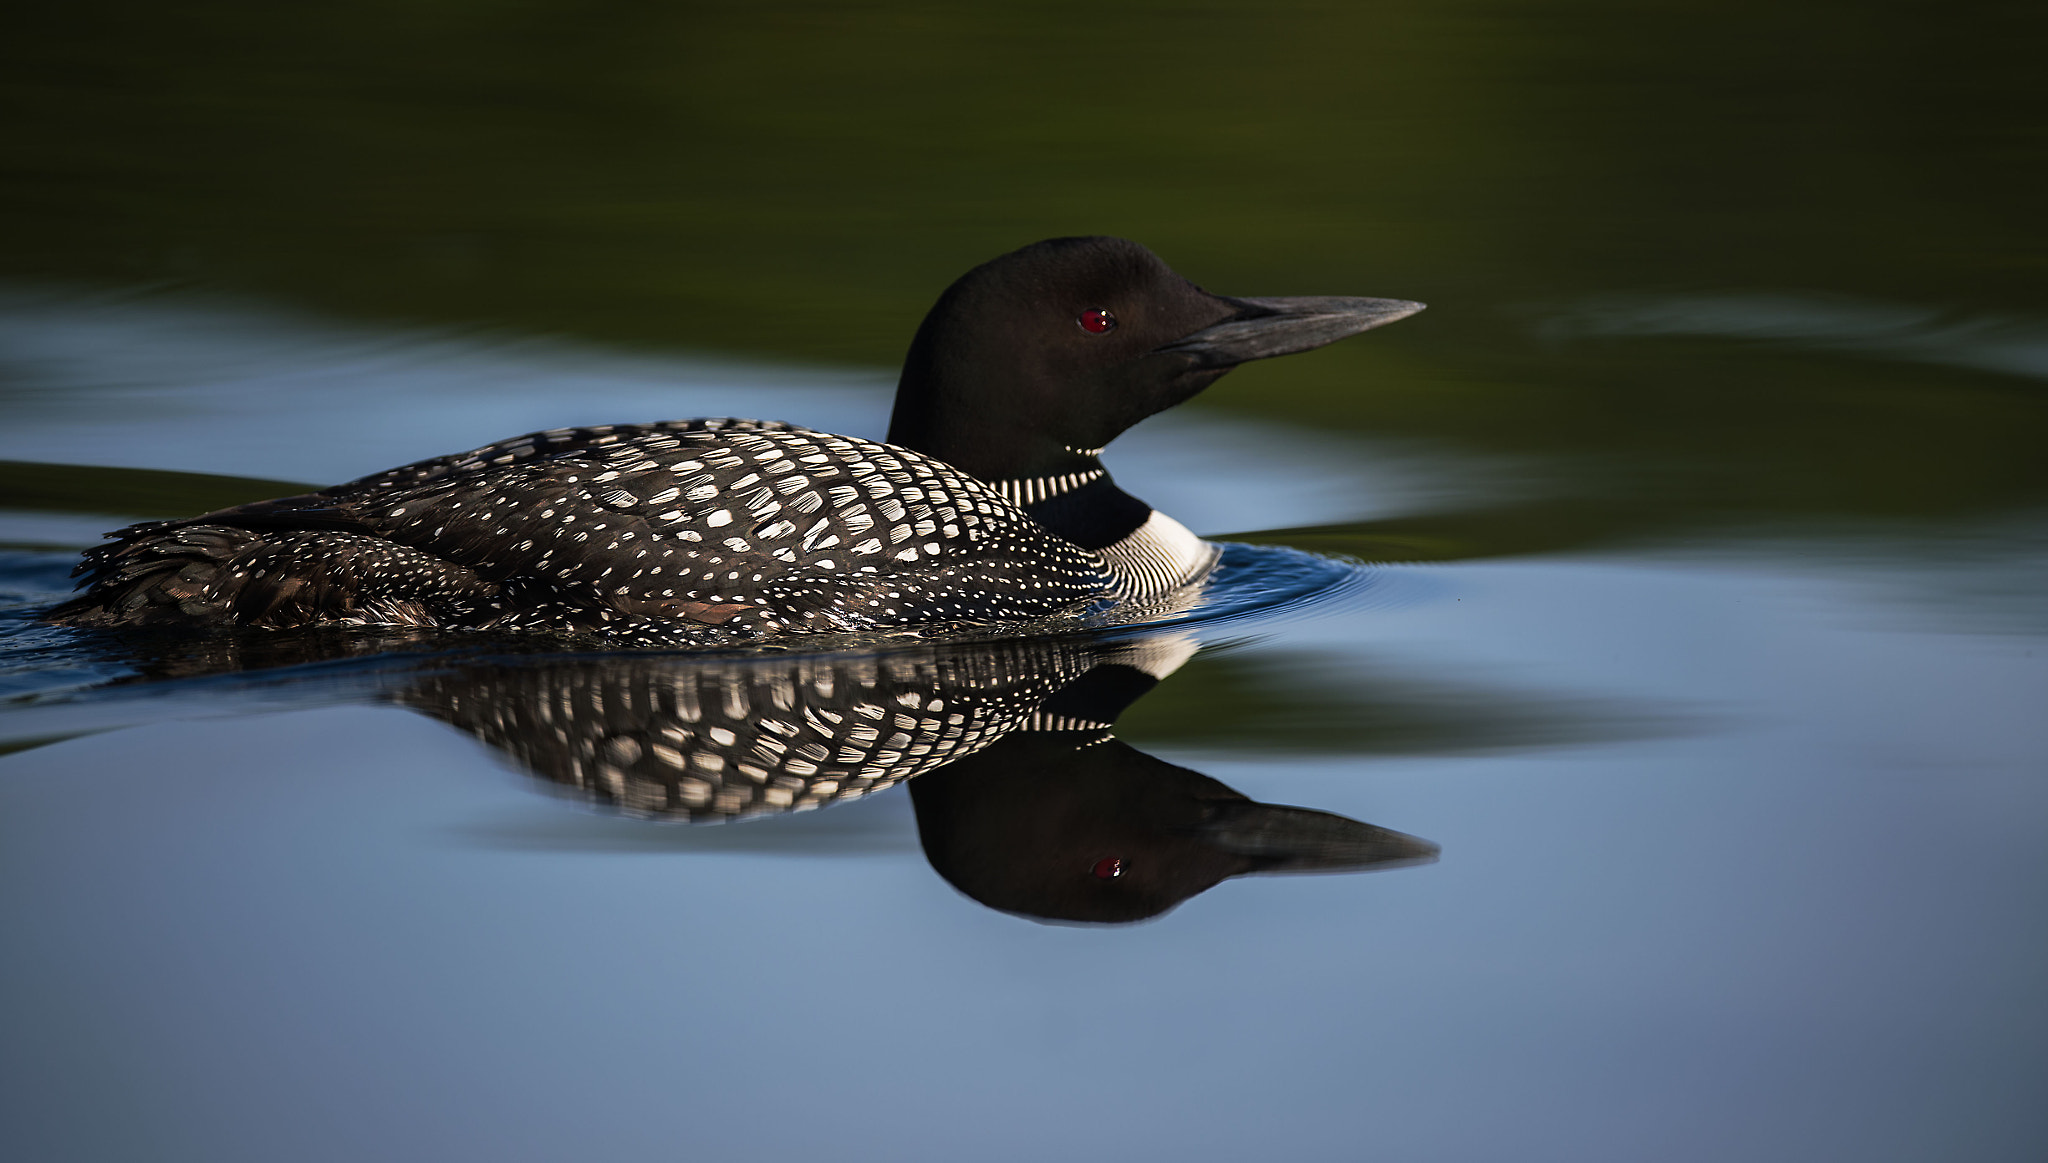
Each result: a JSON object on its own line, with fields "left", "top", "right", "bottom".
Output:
{"left": 1078, "top": 308, "right": 1117, "bottom": 334}
{"left": 1092, "top": 857, "right": 1124, "bottom": 879}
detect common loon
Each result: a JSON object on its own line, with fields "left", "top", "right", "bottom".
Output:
{"left": 47, "top": 237, "right": 1422, "bottom": 642}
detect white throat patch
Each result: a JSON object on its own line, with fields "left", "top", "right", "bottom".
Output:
{"left": 1095, "top": 509, "right": 1219, "bottom": 601}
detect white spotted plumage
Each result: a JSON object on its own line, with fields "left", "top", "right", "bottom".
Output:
{"left": 59, "top": 418, "right": 1142, "bottom": 643}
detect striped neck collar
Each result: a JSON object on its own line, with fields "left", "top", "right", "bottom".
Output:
{"left": 989, "top": 466, "right": 1107, "bottom": 507}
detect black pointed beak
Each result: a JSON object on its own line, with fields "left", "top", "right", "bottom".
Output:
{"left": 1155, "top": 296, "right": 1426, "bottom": 368}
{"left": 1197, "top": 801, "right": 1440, "bottom": 874}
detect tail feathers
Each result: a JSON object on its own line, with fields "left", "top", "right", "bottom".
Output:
{"left": 46, "top": 524, "right": 497, "bottom": 630}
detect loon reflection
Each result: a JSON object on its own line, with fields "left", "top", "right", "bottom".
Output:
{"left": 387, "top": 630, "right": 1436, "bottom": 923}
{"left": 902, "top": 650, "right": 1439, "bottom": 924}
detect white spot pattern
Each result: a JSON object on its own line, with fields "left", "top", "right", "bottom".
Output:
{"left": 68, "top": 418, "right": 1121, "bottom": 642}
{"left": 408, "top": 637, "right": 1102, "bottom": 820}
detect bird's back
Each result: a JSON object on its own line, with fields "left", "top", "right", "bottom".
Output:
{"left": 50, "top": 419, "right": 1114, "bottom": 642}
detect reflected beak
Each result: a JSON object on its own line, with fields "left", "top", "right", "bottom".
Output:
{"left": 1197, "top": 801, "right": 1441, "bottom": 874}
{"left": 1156, "top": 296, "right": 1426, "bottom": 367}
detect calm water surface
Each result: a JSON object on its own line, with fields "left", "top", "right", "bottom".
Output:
{"left": 3, "top": 4, "right": 2045, "bottom": 1160}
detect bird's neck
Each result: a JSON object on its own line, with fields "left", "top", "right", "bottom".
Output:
{"left": 997, "top": 469, "right": 1219, "bottom": 600}
{"left": 985, "top": 458, "right": 1146, "bottom": 550}
{"left": 886, "top": 342, "right": 1116, "bottom": 485}
{"left": 888, "top": 397, "right": 1146, "bottom": 548}
{"left": 886, "top": 395, "right": 1217, "bottom": 595}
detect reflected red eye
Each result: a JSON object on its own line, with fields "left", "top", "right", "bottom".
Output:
{"left": 1078, "top": 308, "right": 1117, "bottom": 334}
{"left": 1092, "top": 857, "right": 1124, "bottom": 879}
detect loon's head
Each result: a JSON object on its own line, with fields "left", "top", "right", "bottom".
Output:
{"left": 886, "top": 236, "right": 1423, "bottom": 483}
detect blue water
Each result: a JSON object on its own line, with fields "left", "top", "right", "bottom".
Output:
{"left": 2, "top": 293, "right": 2044, "bottom": 1162}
